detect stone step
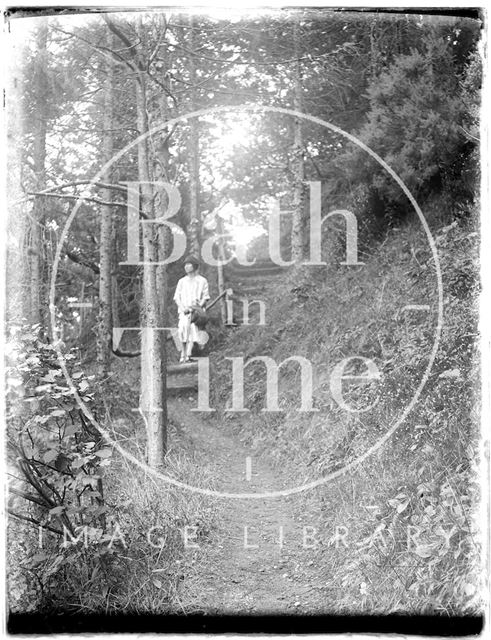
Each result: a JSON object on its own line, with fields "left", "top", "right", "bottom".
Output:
{"left": 167, "top": 362, "right": 198, "bottom": 375}
{"left": 229, "top": 285, "right": 268, "bottom": 295}
{"left": 167, "top": 383, "right": 197, "bottom": 396}
{"left": 228, "top": 259, "right": 280, "bottom": 269}
{"left": 227, "top": 278, "right": 278, "bottom": 288}
{"left": 167, "top": 373, "right": 197, "bottom": 395}
{"left": 226, "top": 267, "right": 284, "bottom": 279}
{"left": 224, "top": 322, "right": 255, "bottom": 328}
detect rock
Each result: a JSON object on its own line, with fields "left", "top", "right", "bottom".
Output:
{"left": 439, "top": 368, "right": 461, "bottom": 379}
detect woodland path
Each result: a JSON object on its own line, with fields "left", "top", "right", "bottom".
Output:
{"left": 167, "top": 396, "right": 333, "bottom": 615}
{"left": 163, "top": 260, "right": 336, "bottom": 614}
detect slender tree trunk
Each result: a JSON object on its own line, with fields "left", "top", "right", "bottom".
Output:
{"left": 111, "top": 208, "right": 120, "bottom": 330}
{"left": 6, "top": 28, "right": 29, "bottom": 326}
{"left": 135, "top": 63, "right": 167, "bottom": 466}
{"left": 187, "top": 14, "right": 200, "bottom": 256}
{"left": 369, "top": 17, "right": 380, "bottom": 80}
{"left": 30, "top": 19, "right": 49, "bottom": 325}
{"left": 97, "top": 47, "right": 114, "bottom": 377}
{"left": 111, "top": 273, "right": 120, "bottom": 330}
{"left": 216, "top": 217, "right": 227, "bottom": 323}
{"left": 155, "top": 183, "right": 170, "bottom": 382}
{"left": 103, "top": 13, "right": 167, "bottom": 462}
{"left": 153, "top": 27, "right": 172, "bottom": 395}
{"left": 155, "top": 221, "right": 169, "bottom": 323}
{"left": 29, "top": 218, "right": 42, "bottom": 325}
{"left": 156, "top": 225, "right": 169, "bottom": 408}
{"left": 155, "top": 57, "right": 171, "bottom": 328}
{"left": 291, "top": 18, "right": 305, "bottom": 263}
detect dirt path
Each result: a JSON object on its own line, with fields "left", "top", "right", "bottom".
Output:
{"left": 167, "top": 396, "right": 332, "bottom": 615}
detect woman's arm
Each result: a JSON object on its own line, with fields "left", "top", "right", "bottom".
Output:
{"left": 198, "top": 278, "right": 210, "bottom": 307}
{"left": 173, "top": 280, "right": 185, "bottom": 313}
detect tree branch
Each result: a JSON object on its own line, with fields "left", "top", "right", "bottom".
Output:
{"left": 9, "top": 486, "right": 49, "bottom": 508}
{"left": 26, "top": 191, "right": 125, "bottom": 209}
{"left": 38, "top": 180, "right": 129, "bottom": 195}
{"left": 51, "top": 25, "right": 137, "bottom": 74}
{"left": 145, "top": 70, "right": 178, "bottom": 106}
{"left": 458, "top": 124, "right": 479, "bottom": 142}
{"left": 171, "top": 41, "right": 326, "bottom": 66}
{"left": 147, "top": 15, "right": 168, "bottom": 70}
{"left": 8, "top": 509, "right": 63, "bottom": 536}
{"left": 65, "top": 250, "right": 100, "bottom": 275}
{"left": 102, "top": 15, "right": 138, "bottom": 56}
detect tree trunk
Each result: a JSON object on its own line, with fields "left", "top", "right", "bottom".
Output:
{"left": 153, "top": 30, "right": 172, "bottom": 395}
{"left": 97, "top": 45, "right": 114, "bottom": 378}
{"left": 155, "top": 191, "right": 171, "bottom": 328}
{"left": 155, "top": 185, "right": 170, "bottom": 374}
{"left": 187, "top": 14, "right": 201, "bottom": 256}
{"left": 291, "top": 18, "right": 305, "bottom": 263}
{"left": 135, "top": 61, "right": 167, "bottom": 466}
{"left": 30, "top": 19, "right": 49, "bottom": 325}
{"left": 216, "top": 217, "right": 227, "bottom": 323}
{"left": 111, "top": 273, "right": 120, "bottom": 330}
{"left": 155, "top": 58, "right": 171, "bottom": 329}
{"left": 6, "top": 27, "right": 29, "bottom": 326}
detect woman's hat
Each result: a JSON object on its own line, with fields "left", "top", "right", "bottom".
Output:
{"left": 184, "top": 255, "right": 200, "bottom": 268}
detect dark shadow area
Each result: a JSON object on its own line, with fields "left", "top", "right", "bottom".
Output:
{"left": 7, "top": 612, "right": 484, "bottom": 635}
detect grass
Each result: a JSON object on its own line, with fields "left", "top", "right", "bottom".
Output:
{"left": 7, "top": 343, "right": 221, "bottom": 615}
{"left": 7, "top": 199, "right": 482, "bottom": 616}
{"left": 205, "top": 200, "right": 483, "bottom": 614}
{"left": 14, "top": 443, "right": 220, "bottom": 614}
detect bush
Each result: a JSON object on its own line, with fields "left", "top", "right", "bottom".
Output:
{"left": 339, "top": 34, "right": 479, "bottom": 223}
{"left": 6, "top": 324, "right": 221, "bottom": 614}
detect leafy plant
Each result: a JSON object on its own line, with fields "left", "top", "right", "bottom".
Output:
{"left": 6, "top": 323, "right": 116, "bottom": 607}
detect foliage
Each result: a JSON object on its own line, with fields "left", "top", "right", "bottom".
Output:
{"left": 339, "top": 36, "right": 472, "bottom": 217}
{"left": 6, "top": 324, "right": 220, "bottom": 613}
{"left": 208, "top": 203, "right": 481, "bottom": 613}
{"left": 5, "top": 323, "right": 113, "bottom": 607}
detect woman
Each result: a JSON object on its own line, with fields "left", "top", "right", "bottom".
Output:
{"left": 173, "top": 256, "right": 210, "bottom": 363}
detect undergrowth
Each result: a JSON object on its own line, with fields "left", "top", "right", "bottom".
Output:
{"left": 7, "top": 201, "right": 482, "bottom": 616}
{"left": 8, "top": 444, "right": 219, "bottom": 614}
{"left": 7, "top": 342, "right": 220, "bottom": 615}
{"left": 205, "top": 201, "right": 483, "bottom": 614}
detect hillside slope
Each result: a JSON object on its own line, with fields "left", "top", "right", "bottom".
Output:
{"left": 204, "top": 204, "right": 481, "bottom": 613}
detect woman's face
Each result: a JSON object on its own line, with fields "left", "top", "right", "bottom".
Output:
{"left": 184, "top": 262, "right": 196, "bottom": 274}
